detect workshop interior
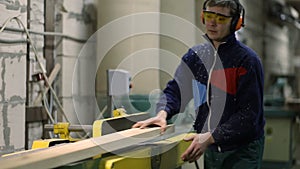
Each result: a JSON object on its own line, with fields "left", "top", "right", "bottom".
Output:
{"left": 0, "top": 0, "right": 300, "bottom": 169}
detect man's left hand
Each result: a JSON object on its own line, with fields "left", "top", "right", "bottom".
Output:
{"left": 181, "top": 132, "right": 215, "bottom": 163}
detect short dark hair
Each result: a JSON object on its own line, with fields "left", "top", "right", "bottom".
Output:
{"left": 205, "top": 0, "right": 242, "bottom": 16}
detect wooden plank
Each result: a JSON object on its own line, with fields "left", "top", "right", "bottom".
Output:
{"left": 33, "top": 63, "right": 61, "bottom": 106}
{"left": 0, "top": 126, "right": 174, "bottom": 169}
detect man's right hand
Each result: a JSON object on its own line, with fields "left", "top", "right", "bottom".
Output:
{"left": 132, "top": 110, "right": 168, "bottom": 134}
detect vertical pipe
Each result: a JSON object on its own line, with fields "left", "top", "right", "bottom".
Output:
{"left": 107, "top": 69, "right": 113, "bottom": 118}
{"left": 25, "top": 0, "right": 31, "bottom": 150}
{"left": 43, "top": 0, "right": 55, "bottom": 139}
{"left": 44, "top": 1, "right": 55, "bottom": 76}
{"left": 262, "top": 0, "right": 267, "bottom": 84}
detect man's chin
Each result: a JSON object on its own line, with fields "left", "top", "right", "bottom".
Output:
{"left": 207, "top": 34, "right": 222, "bottom": 42}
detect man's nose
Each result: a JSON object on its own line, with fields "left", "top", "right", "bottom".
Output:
{"left": 207, "top": 18, "right": 217, "bottom": 25}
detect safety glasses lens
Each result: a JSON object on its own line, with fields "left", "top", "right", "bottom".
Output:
{"left": 203, "top": 11, "right": 232, "bottom": 24}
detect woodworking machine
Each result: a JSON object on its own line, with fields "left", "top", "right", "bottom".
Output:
{"left": 0, "top": 111, "right": 194, "bottom": 169}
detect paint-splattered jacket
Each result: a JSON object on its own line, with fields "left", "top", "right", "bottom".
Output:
{"left": 156, "top": 34, "right": 265, "bottom": 152}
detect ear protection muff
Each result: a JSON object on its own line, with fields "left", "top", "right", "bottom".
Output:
{"left": 202, "top": 0, "right": 245, "bottom": 32}
{"left": 201, "top": 0, "right": 209, "bottom": 24}
{"left": 201, "top": 11, "right": 205, "bottom": 24}
{"left": 231, "top": 6, "right": 245, "bottom": 31}
{"left": 234, "top": 16, "right": 243, "bottom": 30}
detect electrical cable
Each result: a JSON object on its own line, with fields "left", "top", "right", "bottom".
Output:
{"left": 190, "top": 46, "right": 217, "bottom": 169}
{"left": 1, "top": 16, "right": 70, "bottom": 122}
{"left": 16, "top": 15, "right": 89, "bottom": 139}
{"left": 0, "top": 16, "right": 14, "bottom": 33}
{"left": 15, "top": 17, "right": 71, "bottom": 122}
{"left": 40, "top": 81, "right": 55, "bottom": 124}
{"left": 0, "top": 15, "right": 98, "bottom": 141}
{"left": 43, "top": 93, "right": 55, "bottom": 124}
{"left": 1, "top": 16, "right": 96, "bottom": 139}
{"left": 1, "top": 15, "right": 56, "bottom": 124}
{"left": 195, "top": 160, "right": 200, "bottom": 169}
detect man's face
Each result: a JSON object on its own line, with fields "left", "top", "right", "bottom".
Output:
{"left": 204, "top": 6, "right": 232, "bottom": 42}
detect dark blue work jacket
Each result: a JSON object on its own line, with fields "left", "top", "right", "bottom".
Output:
{"left": 156, "top": 33, "right": 265, "bottom": 152}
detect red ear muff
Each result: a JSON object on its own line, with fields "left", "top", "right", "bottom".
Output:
{"left": 234, "top": 5, "right": 245, "bottom": 31}
{"left": 235, "top": 17, "right": 243, "bottom": 30}
{"left": 201, "top": 11, "right": 205, "bottom": 24}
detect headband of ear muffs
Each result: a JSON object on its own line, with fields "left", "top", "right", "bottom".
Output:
{"left": 201, "top": 0, "right": 245, "bottom": 32}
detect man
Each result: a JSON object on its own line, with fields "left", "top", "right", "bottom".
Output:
{"left": 133, "top": 0, "right": 265, "bottom": 168}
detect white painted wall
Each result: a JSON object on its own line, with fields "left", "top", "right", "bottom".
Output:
{"left": 159, "top": 0, "right": 199, "bottom": 88}
{"left": 96, "top": 0, "right": 161, "bottom": 96}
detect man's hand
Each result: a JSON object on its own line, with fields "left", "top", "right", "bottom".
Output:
{"left": 181, "top": 132, "right": 215, "bottom": 163}
{"left": 132, "top": 110, "right": 167, "bottom": 134}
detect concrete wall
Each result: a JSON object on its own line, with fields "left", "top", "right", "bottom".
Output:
{"left": 26, "top": 0, "right": 45, "bottom": 150}
{"left": 0, "top": 0, "right": 97, "bottom": 153}
{"left": 56, "top": 0, "right": 96, "bottom": 125}
{"left": 0, "top": 0, "right": 27, "bottom": 155}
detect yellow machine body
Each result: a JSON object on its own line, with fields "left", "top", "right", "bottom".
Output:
{"left": 2, "top": 111, "right": 195, "bottom": 169}
{"left": 99, "top": 133, "right": 194, "bottom": 169}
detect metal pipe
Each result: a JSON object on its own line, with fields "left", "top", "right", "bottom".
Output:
{"left": 0, "top": 38, "right": 28, "bottom": 44}
{"left": 0, "top": 26, "right": 88, "bottom": 43}
{"left": 44, "top": 124, "right": 93, "bottom": 132}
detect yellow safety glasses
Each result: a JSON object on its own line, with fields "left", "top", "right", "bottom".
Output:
{"left": 203, "top": 10, "right": 232, "bottom": 24}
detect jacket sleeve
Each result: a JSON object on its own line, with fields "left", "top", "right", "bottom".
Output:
{"left": 212, "top": 57, "right": 264, "bottom": 145}
{"left": 156, "top": 49, "right": 197, "bottom": 120}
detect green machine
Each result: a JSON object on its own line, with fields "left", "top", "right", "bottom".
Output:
{"left": 262, "top": 107, "right": 298, "bottom": 169}
{"left": 262, "top": 75, "right": 300, "bottom": 169}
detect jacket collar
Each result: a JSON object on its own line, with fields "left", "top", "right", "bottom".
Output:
{"left": 202, "top": 33, "right": 237, "bottom": 50}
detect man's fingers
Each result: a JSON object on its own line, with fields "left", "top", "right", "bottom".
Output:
{"left": 188, "top": 152, "right": 202, "bottom": 163}
{"left": 181, "top": 144, "right": 194, "bottom": 161}
{"left": 183, "top": 134, "right": 195, "bottom": 141}
{"left": 140, "top": 122, "right": 151, "bottom": 129}
{"left": 132, "top": 120, "right": 150, "bottom": 128}
{"left": 132, "top": 118, "right": 167, "bottom": 135}
{"left": 189, "top": 147, "right": 202, "bottom": 162}
{"left": 132, "top": 121, "right": 143, "bottom": 128}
